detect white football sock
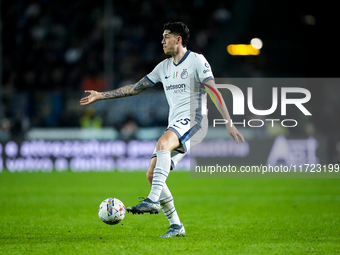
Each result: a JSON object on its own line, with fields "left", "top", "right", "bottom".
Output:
{"left": 148, "top": 150, "right": 171, "bottom": 202}
{"left": 159, "top": 183, "right": 181, "bottom": 226}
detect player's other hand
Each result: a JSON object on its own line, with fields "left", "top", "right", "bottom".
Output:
{"left": 226, "top": 125, "right": 245, "bottom": 144}
{"left": 80, "top": 90, "right": 102, "bottom": 105}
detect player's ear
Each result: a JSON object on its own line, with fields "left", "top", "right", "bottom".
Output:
{"left": 177, "top": 35, "right": 182, "bottom": 45}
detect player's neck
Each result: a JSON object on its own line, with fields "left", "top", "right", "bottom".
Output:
{"left": 172, "top": 47, "right": 187, "bottom": 65}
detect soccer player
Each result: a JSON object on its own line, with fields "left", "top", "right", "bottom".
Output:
{"left": 80, "top": 21, "right": 244, "bottom": 237}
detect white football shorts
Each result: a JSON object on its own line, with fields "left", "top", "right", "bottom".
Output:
{"left": 151, "top": 116, "right": 208, "bottom": 170}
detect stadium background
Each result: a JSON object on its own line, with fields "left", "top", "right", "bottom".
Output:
{"left": 0, "top": 0, "right": 339, "bottom": 172}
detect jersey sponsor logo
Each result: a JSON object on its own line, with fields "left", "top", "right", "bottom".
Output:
{"left": 166, "top": 84, "right": 186, "bottom": 93}
{"left": 205, "top": 63, "right": 210, "bottom": 68}
{"left": 166, "top": 84, "right": 186, "bottom": 90}
{"left": 181, "top": 69, "right": 188, "bottom": 79}
{"left": 203, "top": 69, "right": 211, "bottom": 74}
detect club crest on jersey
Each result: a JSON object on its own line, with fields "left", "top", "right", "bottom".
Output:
{"left": 181, "top": 69, "right": 188, "bottom": 79}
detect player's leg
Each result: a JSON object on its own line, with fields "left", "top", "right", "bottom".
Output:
{"left": 126, "top": 130, "right": 179, "bottom": 214}
{"left": 146, "top": 156, "right": 185, "bottom": 237}
{"left": 146, "top": 156, "right": 157, "bottom": 185}
{"left": 148, "top": 129, "right": 180, "bottom": 202}
{"left": 146, "top": 157, "right": 181, "bottom": 225}
{"left": 126, "top": 157, "right": 160, "bottom": 214}
{"left": 126, "top": 126, "right": 186, "bottom": 214}
{"left": 158, "top": 120, "right": 207, "bottom": 236}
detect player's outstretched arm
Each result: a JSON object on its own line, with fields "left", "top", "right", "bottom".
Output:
{"left": 204, "top": 79, "right": 245, "bottom": 144}
{"left": 79, "top": 77, "right": 153, "bottom": 106}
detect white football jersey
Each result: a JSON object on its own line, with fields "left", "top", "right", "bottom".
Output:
{"left": 145, "top": 50, "right": 214, "bottom": 128}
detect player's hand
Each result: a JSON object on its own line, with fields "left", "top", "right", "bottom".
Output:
{"left": 226, "top": 125, "right": 245, "bottom": 144}
{"left": 80, "top": 90, "right": 102, "bottom": 105}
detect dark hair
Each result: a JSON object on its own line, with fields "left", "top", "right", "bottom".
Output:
{"left": 163, "top": 22, "right": 190, "bottom": 47}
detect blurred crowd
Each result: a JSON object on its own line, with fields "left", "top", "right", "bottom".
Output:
{"left": 0, "top": 0, "right": 339, "bottom": 163}
{"left": 1, "top": 0, "right": 231, "bottom": 139}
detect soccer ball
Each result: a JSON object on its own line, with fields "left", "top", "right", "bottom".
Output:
{"left": 98, "top": 198, "right": 126, "bottom": 225}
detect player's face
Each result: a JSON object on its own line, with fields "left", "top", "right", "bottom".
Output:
{"left": 162, "top": 30, "right": 180, "bottom": 55}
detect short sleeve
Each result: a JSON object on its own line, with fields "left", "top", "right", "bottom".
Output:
{"left": 195, "top": 54, "right": 214, "bottom": 84}
{"left": 145, "top": 62, "right": 162, "bottom": 86}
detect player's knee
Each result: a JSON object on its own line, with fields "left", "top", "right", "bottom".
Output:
{"left": 156, "top": 130, "right": 180, "bottom": 152}
{"left": 156, "top": 137, "right": 169, "bottom": 151}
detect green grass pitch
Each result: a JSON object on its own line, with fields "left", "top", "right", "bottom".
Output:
{"left": 0, "top": 170, "right": 339, "bottom": 254}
